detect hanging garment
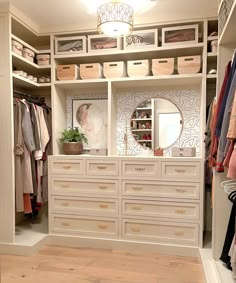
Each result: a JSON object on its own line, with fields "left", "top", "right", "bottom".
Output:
{"left": 227, "top": 90, "right": 236, "bottom": 139}
{"left": 227, "top": 147, "right": 236, "bottom": 179}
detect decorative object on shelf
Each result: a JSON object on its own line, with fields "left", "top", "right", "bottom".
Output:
{"left": 162, "top": 24, "right": 199, "bottom": 47}
{"left": 127, "top": 59, "right": 150, "bottom": 77}
{"left": 57, "top": 64, "right": 79, "bottom": 80}
{"left": 55, "top": 36, "right": 86, "bottom": 55}
{"left": 80, "top": 63, "right": 103, "bottom": 80}
{"left": 211, "top": 39, "right": 218, "bottom": 53}
{"left": 171, "top": 147, "right": 196, "bottom": 157}
{"left": 59, "top": 127, "right": 88, "bottom": 155}
{"left": 152, "top": 58, "right": 175, "bottom": 76}
{"left": 124, "top": 29, "right": 158, "bottom": 49}
{"left": 97, "top": 2, "right": 134, "bottom": 37}
{"left": 22, "top": 47, "right": 35, "bottom": 63}
{"left": 208, "top": 68, "right": 217, "bottom": 75}
{"left": 36, "top": 54, "right": 50, "bottom": 65}
{"left": 12, "top": 39, "right": 23, "bottom": 56}
{"left": 154, "top": 147, "right": 164, "bottom": 156}
{"left": 88, "top": 34, "right": 121, "bottom": 52}
{"left": 177, "top": 55, "right": 201, "bottom": 74}
{"left": 103, "top": 61, "right": 127, "bottom": 78}
{"left": 72, "top": 98, "right": 108, "bottom": 150}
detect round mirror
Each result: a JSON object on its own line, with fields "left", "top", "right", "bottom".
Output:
{"left": 130, "top": 98, "right": 183, "bottom": 149}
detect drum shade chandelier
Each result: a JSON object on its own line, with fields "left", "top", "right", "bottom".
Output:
{"left": 97, "top": 2, "right": 134, "bottom": 37}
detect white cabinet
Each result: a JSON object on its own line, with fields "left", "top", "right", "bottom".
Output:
{"left": 49, "top": 156, "right": 203, "bottom": 248}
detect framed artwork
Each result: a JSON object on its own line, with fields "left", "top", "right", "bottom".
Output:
{"left": 72, "top": 98, "right": 108, "bottom": 149}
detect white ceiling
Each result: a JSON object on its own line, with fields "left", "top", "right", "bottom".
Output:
{"left": 3, "top": 0, "right": 218, "bottom": 33}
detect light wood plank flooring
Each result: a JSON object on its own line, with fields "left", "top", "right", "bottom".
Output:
{"left": 0, "top": 245, "right": 206, "bottom": 283}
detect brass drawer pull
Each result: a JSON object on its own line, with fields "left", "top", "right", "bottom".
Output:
{"left": 98, "top": 224, "right": 108, "bottom": 230}
{"left": 131, "top": 206, "right": 142, "bottom": 211}
{"left": 132, "top": 187, "right": 143, "bottom": 191}
{"left": 98, "top": 186, "right": 108, "bottom": 190}
{"left": 63, "top": 165, "right": 72, "bottom": 169}
{"left": 175, "top": 209, "right": 186, "bottom": 214}
{"left": 176, "top": 189, "right": 186, "bottom": 193}
{"left": 135, "top": 167, "right": 145, "bottom": 171}
{"left": 61, "top": 202, "right": 70, "bottom": 207}
{"left": 174, "top": 231, "right": 185, "bottom": 236}
{"left": 61, "top": 184, "right": 70, "bottom": 188}
{"left": 61, "top": 222, "right": 70, "bottom": 227}
{"left": 175, "top": 169, "right": 186, "bottom": 173}
{"left": 97, "top": 166, "right": 107, "bottom": 170}
{"left": 99, "top": 204, "right": 109, "bottom": 209}
{"left": 131, "top": 226, "right": 141, "bottom": 233}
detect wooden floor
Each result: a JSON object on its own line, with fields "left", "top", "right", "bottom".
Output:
{"left": 0, "top": 245, "right": 206, "bottom": 283}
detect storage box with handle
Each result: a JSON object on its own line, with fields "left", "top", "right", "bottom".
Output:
{"left": 171, "top": 147, "right": 196, "bottom": 157}
{"left": 36, "top": 54, "right": 50, "bottom": 65}
{"left": 152, "top": 58, "right": 174, "bottom": 75}
{"left": 57, "top": 64, "right": 79, "bottom": 80}
{"left": 127, "top": 60, "right": 150, "bottom": 77}
{"left": 103, "top": 61, "right": 127, "bottom": 78}
{"left": 80, "top": 63, "right": 103, "bottom": 80}
{"left": 12, "top": 39, "right": 23, "bottom": 56}
{"left": 177, "top": 55, "right": 201, "bottom": 74}
{"left": 22, "top": 47, "right": 35, "bottom": 63}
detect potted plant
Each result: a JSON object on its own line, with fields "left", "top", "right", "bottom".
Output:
{"left": 59, "top": 127, "right": 88, "bottom": 155}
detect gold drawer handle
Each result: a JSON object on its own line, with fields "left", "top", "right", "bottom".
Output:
{"left": 175, "top": 209, "right": 186, "bottom": 214}
{"left": 99, "top": 204, "right": 109, "bottom": 209}
{"left": 132, "top": 187, "right": 143, "bottom": 191}
{"left": 98, "top": 224, "right": 108, "bottom": 230}
{"left": 131, "top": 226, "right": 141, "bottom": 233}
{"left": 61, "top": 202, "right": 70, "bottom": 207}
{"left": 97, "top": 166, "right": 107, "bottom": 170}
{"left": 131, "top": 206, "right": 142, "bottom": 211}
{"left": 175, "top": 169, "right": 186, "bottom": 173}
{"left": 135, "top": 168, "right": 145, "bottom": 171}
{"left": 63, "top": 165, "right": 72, "bottom": 169}
{"left": 61, "top": 222, "right": 70, "bottom": 227}
{"left": 61, "top": 184, "right": 70, "bottom": 188}
{"left": 174, "top": 231, "right": 185, "bottom": 236}
{"left": 176, "top": 189, "right": 186, "bottom": 193}
{"left": 98, "top": 186, "right": 108, "bottom": 190}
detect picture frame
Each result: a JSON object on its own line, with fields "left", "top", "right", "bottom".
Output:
{"left": 72, "top": 98, "right": 108, "bottom": 150}
{"left": 124, "top": 29, "right": 158, "bottom": 50}
{"left": 88, "top": 34, "right": 122, "bottom": 52}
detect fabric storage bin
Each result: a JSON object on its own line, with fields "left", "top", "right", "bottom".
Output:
{"left": 22, "top": 47, "right": 35, "bottom": 63}
{"left": 36, "top": 54, "right": 50, "bottom": 65}
{"left": 127, "top": 60, "right": 150, "bottom": 77}
{"left": 103, "top": 61, "right": 127, "bottom": 78}
{"left": 55, "top": 36, "right": 86, "bottom": 55}
{"left": 152, "top": 58, "right": 174, "bottom": 75}
{"left": 57, "top": 64, "right": 79, "bottom": 80}
{"left": 177, "top": 55, "right": 201, "bottom": 74}
{"left": 80, "top": 63, "right": 103, "bottom": 80}
{"left": 12, "top": 40, "right": 23, "bottom": 56}
{"left": 211, "top": 40, "right": 218, "bottom": 53}
{"left": 124, "top": 29, "right": 158, "bottom": 50}
{"left": 88, "top": 34, "right": 121, "bottom": 52}
{"left": 171, "top": 147, "right": 196, "bottom": 157}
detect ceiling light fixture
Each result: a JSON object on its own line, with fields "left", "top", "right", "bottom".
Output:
{"left": 97, "top": 2, "right": 134, "bottom": 37}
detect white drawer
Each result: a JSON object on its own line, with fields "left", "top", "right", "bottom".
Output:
{"left": 122, "top": 161, "right": 159, "bottom": 178}
{"left": 122, "top": 219, "right": 199, "bottom": 245}
{"left": 50, "top": 159, "right": 84, "bottom": 175}
{"left": 122, "top": 180, "right": 200, "bottom": 200}
{"left": 161, "top": 162, "right": 201, "bottom": 179}
{"left": 122, "top": 200, "right": 200, "bottom": 220}
{"left": 51, "top": 178, "right": 118, "bottom": 197}
{"left": 51, "top": 214, "right": 118, "bottom": 237}
{"left": 86, "top": 160, "right": 119, "bottom": 176}
{"left": 52, "top": 196, "right": 118, "bottom": 216}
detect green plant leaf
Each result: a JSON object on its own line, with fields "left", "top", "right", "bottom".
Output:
{"left": 59, "top": 127, "right": 88, "bottom": 144}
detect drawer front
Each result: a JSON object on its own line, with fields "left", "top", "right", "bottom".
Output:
{"left": 51, "top": 215, "right": 118, "bottom": 237}
{"left": 50, "top": 159, "right": 84, "bottom": 175}
{"left": 122, "top": 181, "right": 200, "bottom": 199}
{"left": 86, "top": 160, "right": 119, "bottom": 176}
{"left": 161, "top": 162, "right": 200, "bottom": 179}
{"left": 122, "top": 219, "right": 199, "bottom": 245}
{"left": 122, "top": 161, "right": 159, "bottom": 178}
{"left": 51, "top": 178, "right": 118, "bottom": 197}
{"left": 52, "top": 196, "right": 118, "bottom": 216}
{"left": 122, "top": 200, "right": 200, "bottom": 220}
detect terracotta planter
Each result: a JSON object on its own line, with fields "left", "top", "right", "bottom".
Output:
{"left": 63, "top": 142, "right": 83, "bottom": 155}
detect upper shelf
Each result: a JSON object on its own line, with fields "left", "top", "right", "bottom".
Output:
{"left": 219, "top": 1, "right": 236, "bottom": 45}
{"left": 12, "top": 74, "right": 51, "bottom": 90}
{"left": 53, "top": 43, "right": 204, "bottom": 64}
